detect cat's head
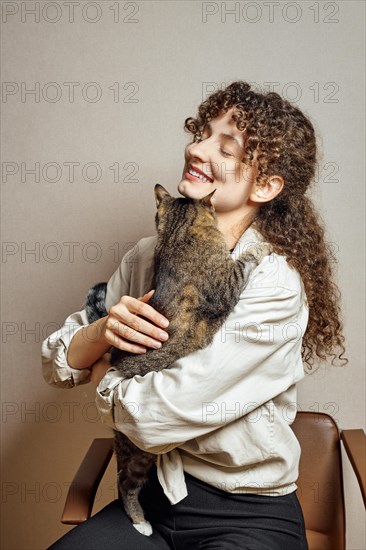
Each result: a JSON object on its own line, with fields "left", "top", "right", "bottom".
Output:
{"left": 153, "top": 184, "right": 217, "bottom": 238}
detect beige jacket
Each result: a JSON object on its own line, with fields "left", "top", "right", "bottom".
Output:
{"left": 41, "top": 226, "right": 309, "bottom": 505}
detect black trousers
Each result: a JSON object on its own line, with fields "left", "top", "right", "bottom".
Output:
{"left": 48, "top": 464, "right": 309, "bottom": 550}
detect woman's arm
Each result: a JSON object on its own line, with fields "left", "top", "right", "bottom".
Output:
{"left": 95, "top": 254, "right": 310, "bottom": 454}
{"left": 41, "top": 236, "right": 169, "bottom": 388}
{"left": 41, "top": 307, "right": 96, "bottom": 388}
{"left": 90, "top": 352, "right": 113, "bottom": 386}
{"left": 66, "top": 289, "right": 169, "bottom": 368}
{"left": 42, "top": 290, "right": 169, "bottom": 387}
{"left": 66, "top": 316, "right": 110, "bottom": 370}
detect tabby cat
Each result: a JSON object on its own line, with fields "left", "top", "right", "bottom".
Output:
{"left": 85, "top": 184, "right": 271, "bottom": 536}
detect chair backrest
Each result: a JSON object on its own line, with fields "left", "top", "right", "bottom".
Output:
{"left": 291, "top": 411, "right": 345, "bottom": 550}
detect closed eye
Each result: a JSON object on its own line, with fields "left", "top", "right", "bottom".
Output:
{"left": 193, "top": 132, "right": 235, "bottom": 158}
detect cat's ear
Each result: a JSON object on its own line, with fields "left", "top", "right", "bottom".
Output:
{"left": 154, "top": 184, "right": 171, "bottom": 208}
{"left": 200, "top": 190, "right": 216, "bottom": 212}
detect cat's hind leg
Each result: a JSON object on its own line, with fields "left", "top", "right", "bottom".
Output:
{"left": 118, "top": 474, "right": 153, "bottom": 536}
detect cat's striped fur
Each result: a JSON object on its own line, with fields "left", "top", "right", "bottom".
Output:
{"left": 84, "top": 184, "right": 271, "bottom": 536}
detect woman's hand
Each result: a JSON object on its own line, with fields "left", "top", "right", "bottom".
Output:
{"left": 102, "top": 289, "right": 169, "bottom": 355}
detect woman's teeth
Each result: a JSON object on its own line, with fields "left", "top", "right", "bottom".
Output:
{"left": 188, "top": 168, "right": 211, "bottom": 183}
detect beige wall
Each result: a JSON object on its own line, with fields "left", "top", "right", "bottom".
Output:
{"left": 1, "top": 1, "right": 365, "bottom": 548}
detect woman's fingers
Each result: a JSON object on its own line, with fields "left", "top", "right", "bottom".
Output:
{"left": 129, "top": 293, "right": 169, "bottom": 328}
{"left": 137, "top": 289, "right": 155, "bottom": 302}
{"left": 103, "top": 325, "right": 149, "bottom": 354}
{"left": 105, "top": 292, "right": 169, "bottom": 353}
{"left": 110, "top": 309, "right": 169, "bottom": 349}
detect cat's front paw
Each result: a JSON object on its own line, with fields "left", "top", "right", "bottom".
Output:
{"left": 133, "top": 520, "right": 153, "bottom": 536}
{"left": 244, "top": 242, "right": 272, "bottom": 264}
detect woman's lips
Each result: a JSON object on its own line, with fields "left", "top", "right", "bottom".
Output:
{"left": 185, "top": 166, "right": 213, "bottom": 184}
{"left": 185, "top": 171, "right": 211, "bottom": 183}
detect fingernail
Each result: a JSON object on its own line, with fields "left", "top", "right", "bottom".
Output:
{"left": 160, "top": 332, "right": 169, "bottom": 341}
{"left": 152, "top": 341, "right": 162, "bottom": 349}
{"left": 161, "top": 319, "right": 169, "bottom": 327}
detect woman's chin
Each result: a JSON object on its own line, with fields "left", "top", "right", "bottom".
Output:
{"left": 177, "top": 179, "right": 207, "bottom": 199}
{"left": 177, "top": 179, "right": 191, "bottom": 198}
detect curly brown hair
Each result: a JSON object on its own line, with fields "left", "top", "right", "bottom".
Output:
{"left": 184, "top": 81, "right": 347, "bottom": 371}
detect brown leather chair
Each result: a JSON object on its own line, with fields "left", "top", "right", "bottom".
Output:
{"left": 61, "top": 412, "right": 366, "bottom": 549}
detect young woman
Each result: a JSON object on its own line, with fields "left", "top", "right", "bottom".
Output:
{"left": 42, "top": 81, "right": 347, "bottom": 550}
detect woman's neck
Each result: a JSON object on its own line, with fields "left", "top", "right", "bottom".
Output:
{"left": 216, "top": 211, "right": 255, "bottom": 250}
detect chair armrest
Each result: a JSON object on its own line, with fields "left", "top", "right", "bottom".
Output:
{"left": 341, "top": 429, "right": 366, "bottom": 507}
{"left": 61, "top": 438, "right": 114, "bottom": 525}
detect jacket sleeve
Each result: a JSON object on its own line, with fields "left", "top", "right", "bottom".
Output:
{"left": 95, "top": 254, "right": 309, "bottom": 455}
{"left": 41, "top": 308, "right": 93, "bottom": 388}
{"left": 41, "top": 247, "right": 135, "bottom": 389}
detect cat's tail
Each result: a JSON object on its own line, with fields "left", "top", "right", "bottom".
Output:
{"left": 85, "top": 282, "right": 108, "bottom": 323}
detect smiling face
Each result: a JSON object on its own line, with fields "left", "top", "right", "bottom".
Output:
{"left": 178, "top": 107, "right": 259, "bottom": 216}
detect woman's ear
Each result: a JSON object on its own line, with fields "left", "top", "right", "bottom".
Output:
{"left": 250, "top": 176, "right": 284, "bottom": 203}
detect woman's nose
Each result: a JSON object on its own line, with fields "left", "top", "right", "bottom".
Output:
{"left": 186, "top": 140, "right": 210, "bottom": 164}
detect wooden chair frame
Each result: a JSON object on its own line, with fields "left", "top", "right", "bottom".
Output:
{"left": 61, "top": 412, "right": 366, "bottom": 549}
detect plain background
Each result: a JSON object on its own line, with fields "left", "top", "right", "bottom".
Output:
{"left": 1, "top": 1, "right": 365, "bottom": 548}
